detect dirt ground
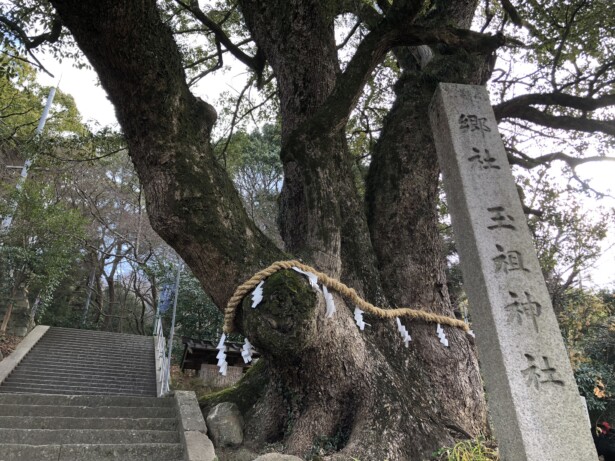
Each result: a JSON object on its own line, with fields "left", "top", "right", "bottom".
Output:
{"left": 0, "top": 335, "right": 22, "bottom": 360}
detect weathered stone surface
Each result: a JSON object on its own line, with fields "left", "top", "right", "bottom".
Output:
{"left": 183, "top": 430, "right": 218, "bottom": 461}
{"left": 429, "top": 83, "right": 598, "bottom": 461}
{"left": 175, "top": 390, "right": 208, "bottom": 433}
{"left": 176, "top": 391, "right": 217, "bottom": 460}
{"left": 216, "top": 447, "right": 259, "bottom": 461}
{"left": 206, "top": 402, "right": 244, "bottom": 448}
{"left": 252, "top": 454, "right": 304, "bottom": 461}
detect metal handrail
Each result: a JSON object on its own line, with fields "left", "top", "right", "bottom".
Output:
{"left": 153, "top": 263, "right": 181, "bottom": 397}
{"left": 154, "top": 316, "right": 170, "bottom": 396}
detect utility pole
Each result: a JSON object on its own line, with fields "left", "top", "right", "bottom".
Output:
{"left": 2, "top": 86, "right": 56, "bottom": 230}
{"left": 0, "top": 86, "right": 57, "bottom": 335}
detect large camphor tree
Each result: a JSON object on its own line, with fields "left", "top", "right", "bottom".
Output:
{"left": 2, "top": 0, "right": 614, "bottom": 458}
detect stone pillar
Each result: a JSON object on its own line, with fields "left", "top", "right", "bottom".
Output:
{"left": 429, "top": 83, "right": 597, "bottom": 461}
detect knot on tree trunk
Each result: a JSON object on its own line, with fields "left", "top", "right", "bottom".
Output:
{"left": 238, "top": 270, "right": 320, "bottom": 364}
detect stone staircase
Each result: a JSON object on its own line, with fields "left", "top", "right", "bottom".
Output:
{"left": 0, "top": 326, "right": 195, "bottom": 461}
{"left": 0, "top": 394, "right": 183, "bottom": 460}
{"left": 0, "top": 327, "right": 157, "bottom": 396}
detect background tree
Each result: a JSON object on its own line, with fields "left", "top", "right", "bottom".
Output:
{"left": 0, "top": 55, "right": 88, "bottom": 334}
{"left": 2, "top": 0, "right": 615, "bottom": 459}
{"left": 558, "top": 288, "right": 614, "bottom": 418}
{"left": 221, "top": 123, "right": 283, "bottom": 246}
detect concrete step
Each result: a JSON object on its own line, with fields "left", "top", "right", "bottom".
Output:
{"left": 0, "top": 428, "right": 179, "bottom": 445}
{"left": 3, "top": 371, "right": 156, "bottom": 385}
{"left": 30, "top": 346, "right": 153, "bottom": 356}
{"left": 39, "top": 337, "right": 153, "bottom": 349}
{"left": 34, "top": 332, "right": 153, "bottom": 342}
{"left": 0, "top": 370, "right": 156, "bottom": 387}
{"left": 0, "top": 415, "right": 176, "bottom": 430}
{"left": 19, "top": 350, "right": 154, "bottom": 363}
{"left": 15, "top": 358, "right": 156, "bottom": 373}
{"left": 13, "top": 361, "right": 156, "bottom": 373}
{"left": 3, "top": 373, "right": 152, "bottom": 387}
{"left": 22, "top": 348, "right": 153, "bottom": 359}
{"left": 0, "top": 443, "right": 184, "bottom": 461}
{"left": 0, "top": 393, "right": 170, "bottom": 407}
{"left": 0, "top": 387, "right": 156, "bottom": 397}
{"left": 45, "top": 327, "right": 154, "bottom": 340}
{"left": 25, "top": 347, "right": 154, "bottom": 357}
{"left": 31, "top": 339, "right": 153, "bottom": 350}
{"left": 0, "top": 380, "right": 156, "bottom": 393}
{"left": 0, "top": 382, "right": 156, "bottom": 396}
{"left": 34, "top": 344, "right": 153, "bottom": 354}
{"left": 0, "top": 404, "right": 175, "bottom": 418}
{"left": 14, "top": 359, "right": 156, "bottom": 374}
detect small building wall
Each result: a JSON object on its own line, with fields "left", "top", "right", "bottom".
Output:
{"left": 199, "top": 364, "right": 244, "bottom": 388}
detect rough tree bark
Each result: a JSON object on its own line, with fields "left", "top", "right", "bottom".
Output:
{"left": 48, "top": 0, "right": 505, "bottom": 458}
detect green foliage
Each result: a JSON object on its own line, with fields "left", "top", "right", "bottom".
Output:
{"left": 432, "top": 436, "right": 499, "bottom": 461}
{"left": 516, "top": 169, "right": 612, "bottom": 299}
{"left": 223, "top": 123, "right": 282, "bottom": 200}
{"left": 162, "top": 269, "right": 224, "bottom": 341}
{"left": 575, "top": 363, "right": 612, "bottom": 412}
{"left": 0, "top": 178, "right": 87, "bottom": 318}
{"left": 0, "top": 55, "right": 86, "bottom": 151}
{"left": 0, "top": 0, "right": 86, "bottom": 70}
{"left": 558, "top": 287, "right": 614, "bottom": 413}
{"left": 216, "top": 123, "right": 283, "bottom": 245}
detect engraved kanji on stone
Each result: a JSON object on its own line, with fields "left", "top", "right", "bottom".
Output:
{"left": 493, "top": 244, "right": 530, "bottom": 273}
{"left": 504, "top": 291, "right": 542, "bottom": 332}
{"left": 521, "top": 354, "right": 565, "bottom": 390}
{"left": 468, "top": 147, "right": 500, "bottom": 169}
{"left": 459, "top": 114, "right": 491, "bottom": 133}
{"left": 487, "top": 206, "right": 517, "bottom": 230}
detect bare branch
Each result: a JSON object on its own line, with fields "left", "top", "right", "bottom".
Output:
{"left": 173, "top": 0, "right": 265, "bottom": 76}
{"left": 39, "top": 146, "right": 126, "bottom": 163}
{"left": 187, "top": 39, "right": 223, "bottom": 86}
{"left": 507, "top": 146, "right": 615, "bottom": 170}
{"left": 494, "top": 92, "right": 615, "bottom": 117}
{"left": 498, "top": 105, "right": 615, "bottom": 136}
{"left": 337, "top": 20, "right": 362, "bottom": 50}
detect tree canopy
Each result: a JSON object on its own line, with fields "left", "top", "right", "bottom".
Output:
{"left": 1, "top": 0, "right": 615, "bottom": 459}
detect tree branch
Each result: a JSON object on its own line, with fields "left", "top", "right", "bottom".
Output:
{"left": 0, "top": 15, "right": 62, "bottom": 50}
{"left": 498, "top": 104, "right": 615, "bottom": 136}
{"left": 494, "top": 92, "right": 615, "bottom": 117}
{"left": 173, "top": 0, "right": 265, "bottom": 76}
{"left": 306, "top": 21, "right": 510, "bottom": 135}
{"left": 507, "top": 146, "right": 615, "bottom": 169}
{"left": 337, "top": 20, "right": 362, "bottom": 50}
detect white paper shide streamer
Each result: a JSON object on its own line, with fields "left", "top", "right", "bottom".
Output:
{"left": 241, "top": 338, "right": 254, "bottom": 364}
{"left": 251, "top": 281, "right": 265, "bottom": 308}
{"left": 322, "top": 284, "right": 336, "bottom": 318}
{"left": 436, "top": 323, "right": 449, "bottom": 347}
{"left": 354, "top": 307, "right": 366, "bottom": 330}
{"left": 395, "top": 317, "right": 412, "bottom": 347}
{"left": 216, "top": 333, "right": 228, "bottom": 375}
{"left": 467, "top": 330, "right": 476, "bottom": 338}
{"left": 291, "top": 267, "right": 321, "bottom": 293}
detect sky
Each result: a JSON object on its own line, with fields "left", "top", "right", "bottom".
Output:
{"left": 35, "top": 55, "right": 615, "bottom": 290}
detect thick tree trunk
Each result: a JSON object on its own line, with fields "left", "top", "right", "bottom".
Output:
{"left": 49, "top": 0, "right": 501, "bottom": 458}
{"left": 363, "top": 4, "right": 492, "bottom": 448}
{"left": 365, "top": 55, "right": 492, "bottom": 452}
{"left": 50, "top": 0, "right": 283, "bottom": 308}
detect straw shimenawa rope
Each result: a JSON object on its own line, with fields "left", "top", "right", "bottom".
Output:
{"left": 223, "top": 260, "right": 469, "bottom": 334}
